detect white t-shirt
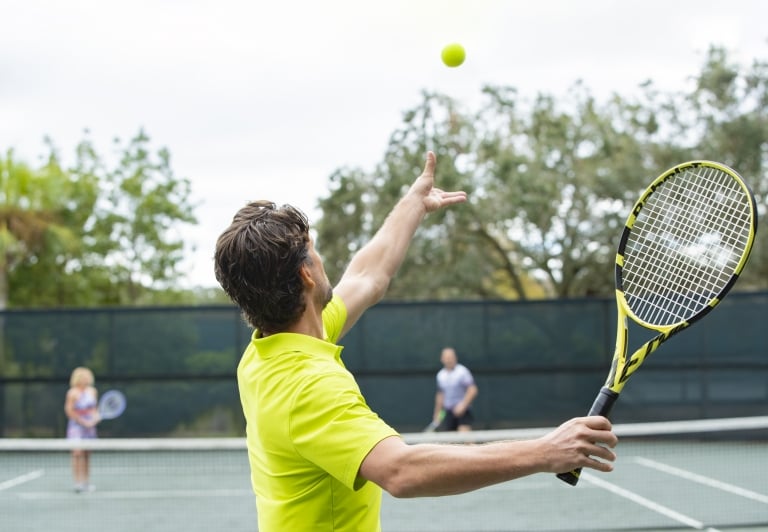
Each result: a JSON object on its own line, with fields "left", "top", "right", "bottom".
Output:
{"left": 436, "top": 363, "right": 475, "bottom": 409}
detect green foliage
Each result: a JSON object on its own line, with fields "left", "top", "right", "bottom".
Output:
{"left": 0, "top": 146, "right": 85, "bottom": 308}
{"left": 1, "top": 130, "right": 199, "bottom": 308}
{"left": 4, "top": 46, "right": 766, "bottom": 306}
{"left": 316, "top": 46, "right": 768, "bottom": 299}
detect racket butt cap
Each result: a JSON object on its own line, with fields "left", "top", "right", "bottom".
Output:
{"left": 556, "top": 470, "right": 581, "bottom": 486}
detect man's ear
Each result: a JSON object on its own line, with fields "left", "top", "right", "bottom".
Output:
{"left": 299, "top": 263, "right": 316, "bottom": 288}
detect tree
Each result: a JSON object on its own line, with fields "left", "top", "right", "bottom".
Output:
{"left": 623, "top": 46, "right": 768, "bottom": 288}
{"left": 83, "top": 129, "right": 198, "bottom": 304}
{"left": 685, "top": 48, "right": 768, "bottom": 288}
{"left": 4, "top": 130, "right": 198, "bottom": 308}
{"left": 0, "top": 143, "right": 92, "bottom": 309}
{"left": 316, "top": 46, "right": 768, "bottom": 300}
{"left": 317, "top": 87, "right": 654, "bottom": 299}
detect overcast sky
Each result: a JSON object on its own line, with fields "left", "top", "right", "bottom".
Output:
{"left": 2, "top": 0, "right": 766, "bottom": 288}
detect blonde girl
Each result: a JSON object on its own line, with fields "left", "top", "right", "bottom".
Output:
{"left": 64, "top": 367, "right": 98, "bottom": 492}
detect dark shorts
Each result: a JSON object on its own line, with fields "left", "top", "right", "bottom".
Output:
{"left": 437, "top": 408, "right": 474, "bottom": 431}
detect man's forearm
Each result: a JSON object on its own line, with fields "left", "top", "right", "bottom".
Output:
{"left": 433, "top": 393, "right": 444, "bottom": 419}
{"left": 385, "top": 440, "right": 545, "bottom": 498}
{"left": 461, "top": 385, "right": 478, "bottom": 408}
{"left": 335, "top": 152, "right": 466, "bottom": 335}
{"left": 361, "top": 417, "right": 617, "bottom": 499}
{"left": 347, "top": 192, "right": 427, "bottom": 288}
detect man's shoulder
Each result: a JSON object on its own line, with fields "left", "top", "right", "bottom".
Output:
{"left": 322, "top": 294, "right": 347, "bottom": 342}
{"left": 453, "top": 364, "right": 474, "bottom": 378}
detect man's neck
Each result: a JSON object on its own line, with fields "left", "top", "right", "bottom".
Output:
{"left": 284, "top": 299, "right": 325, "bottom": 339}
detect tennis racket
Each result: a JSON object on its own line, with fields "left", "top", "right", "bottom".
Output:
{"left": 95, "top": 390, "right": 127, "bottom": 423}
{"left": 424, "top": 410, "right": 446, "bottom": 432}
{"left": 557, "top": 160, "right": 758, "bottom": 486}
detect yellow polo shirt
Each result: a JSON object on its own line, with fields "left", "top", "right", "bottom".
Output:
{"left": 237, "top": 295, "right": 399, "bottom": 531}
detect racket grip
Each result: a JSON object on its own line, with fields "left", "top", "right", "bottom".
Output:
{"left": 556, "top": 387, "right": 619, "bottom": 486}
{"left": 585, "top": 387, "right": 619, "bottom": 417}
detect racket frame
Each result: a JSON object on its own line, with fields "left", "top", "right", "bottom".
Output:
{"left": 557, "top": 160, "right": 757, "bottom": 486}
{"left": 98, "top": 389, "right": 127, "bottom": 421}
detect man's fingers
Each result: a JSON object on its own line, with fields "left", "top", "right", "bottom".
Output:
{"left": 439, "top": 190, "right": 468, "bottom": 205}
{"left": 422, "top": 151, "right": 436, "bottom": 178}
{"left": 585, "top": 455, "right": 615, "bottom": 472}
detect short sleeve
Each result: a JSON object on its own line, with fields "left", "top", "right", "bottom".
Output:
{"left": 322, "top": 295, "right": 347, "bottom": 344}
{"left": 463, "top": 368, "right": 475, "bottom": 386}
{"left": 290, "top": 369, "right": 398, "bottom": 490}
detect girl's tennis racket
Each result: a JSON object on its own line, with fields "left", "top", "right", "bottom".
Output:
{"left": 96, "top": 389, "right": 127, "bottom": 422}
{"left": 557, "top": 160, "right": 758, "bottom": 486}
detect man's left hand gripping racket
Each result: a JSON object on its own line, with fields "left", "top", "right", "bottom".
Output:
{"left": 95, "top": 390, "right": 127, "bottom": 423}
{"left": 557, "top": 161, "right": 758, "bottom": 486}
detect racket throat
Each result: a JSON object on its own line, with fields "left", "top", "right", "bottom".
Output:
{"left": 605, "top": 311, "right": 630, "bottom": 389}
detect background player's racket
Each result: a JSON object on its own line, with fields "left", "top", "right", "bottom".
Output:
{"left": 424, "top": 410, "right": 446, "bottom": 432}
{"left": 96, "top": 390, "right": 127, "bottom": 422}
{"left": 557, "top": 160, "right": 757, "bottom": 486}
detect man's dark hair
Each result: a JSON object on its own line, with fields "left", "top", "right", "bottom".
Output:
{"left": 214, "top": 201, "right": 311, "bottom": 333}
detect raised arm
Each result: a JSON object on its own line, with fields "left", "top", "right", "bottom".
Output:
{"left": 334, "top": 152, "right": 466, "bottom": 337}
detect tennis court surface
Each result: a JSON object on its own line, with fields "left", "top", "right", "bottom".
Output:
{"left": 2, "top": 416, "right": 766, "bottom": 531}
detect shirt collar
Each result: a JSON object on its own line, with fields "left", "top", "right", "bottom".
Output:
{"left": 250, "top": 330, "right": 344, "bottom": 362}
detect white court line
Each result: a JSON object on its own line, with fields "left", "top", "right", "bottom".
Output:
{"left": 580, "top": 472, "right": 720, "bottom": 532}
{"left": 634, "top": 456, "right": 768, "bottom": 505}
{"left": 0, "top": 470, "right": 45, "bottom": 491}
{"left": 17, "top": 488, "right": 253, "bottom": 500}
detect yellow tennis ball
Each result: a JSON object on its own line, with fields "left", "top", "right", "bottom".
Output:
{"left": 441, "top": 43, "right": 465, "bottom": 68}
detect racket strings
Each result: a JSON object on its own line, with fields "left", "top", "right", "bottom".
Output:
{"left": 622, "top": 166, "right": 752, "bottom": 326}
{"left": 625, "top": 169, "right": 748, "bottom": 321}
{"left": 99, "top": 390, "right": 127, "bottom": 419}
{"left": 628, "top": 171, "right": 743, "bottom": 315}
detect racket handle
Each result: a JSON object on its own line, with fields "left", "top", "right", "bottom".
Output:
{"left": 556, "top": 387, "right": 619, "bottom": 486}
{"left": 585, "top": 387, "right": 619, "bottom": 417}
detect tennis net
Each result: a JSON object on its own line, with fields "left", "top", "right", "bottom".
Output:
{"left": 2, "top": 416, "right": 766, "bottom": 531}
